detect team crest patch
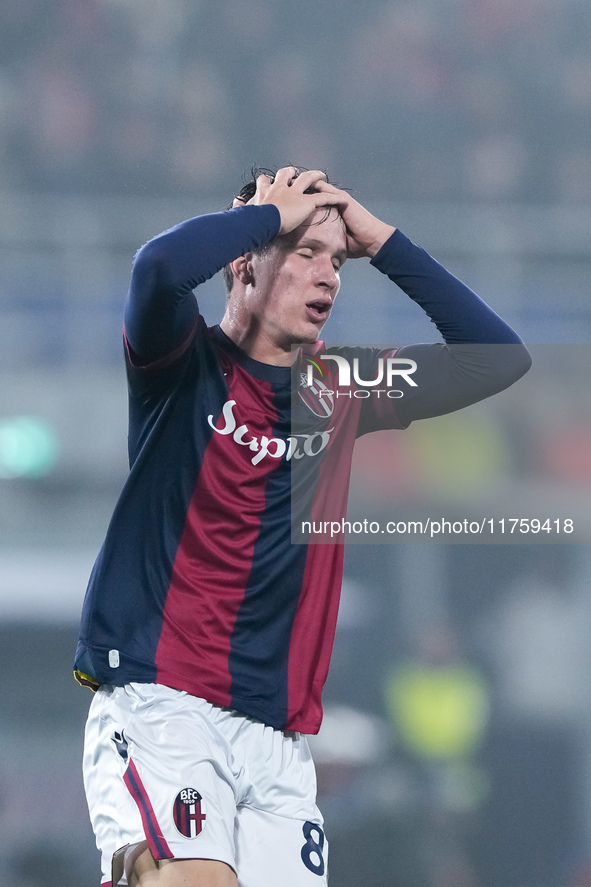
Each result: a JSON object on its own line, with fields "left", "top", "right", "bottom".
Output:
{"left": 173, "top": 788, "right": 206, "bottom": 838}
{"left": 298, "top": 371, "right": 334, "bottom": 419}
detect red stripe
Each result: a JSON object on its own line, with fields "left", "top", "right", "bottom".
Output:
{"left": 123, "top": 759, "right": 173, "bottom": 860}
{"left": 285, "top": 547, "right": 345, "bottom": 733}
{"left": 286, "top": 399, "right": 357, "bottom": 732}
{"left": 155, "top": 371, "right": 276, "bottom": 701}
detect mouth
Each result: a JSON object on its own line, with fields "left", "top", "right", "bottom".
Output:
{"left": 305, "top": 299, "right": 332, "bottom": 323}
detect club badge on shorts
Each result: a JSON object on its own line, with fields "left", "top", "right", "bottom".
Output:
{"left": 172, "top": 788, "right": 207, "bottom": 838}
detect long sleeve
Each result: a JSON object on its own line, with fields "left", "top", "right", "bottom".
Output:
{"left": 366, "top": 229, "right": 531, "bottom": 426}
{"left": 370, "top": 228, "right": 523, "bottom": 345}
{"left": 124, "top": 203, "right": 281, "bottom": 364}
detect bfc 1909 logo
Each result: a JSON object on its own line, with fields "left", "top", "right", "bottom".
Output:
{"left": 173, "top": 788, "right": 206, "bottom": 839}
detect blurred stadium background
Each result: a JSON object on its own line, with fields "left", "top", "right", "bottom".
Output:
{"left": 1, "top": 1, "right": 591, "bottom": 885}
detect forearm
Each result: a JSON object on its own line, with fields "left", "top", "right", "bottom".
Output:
{"left": 124, "top": 204, "right": 281, "bottom": 362}
{"left": 370, "top": 229, "right": 523, "bottom": 345}
{"left": 369, "top": 229, "right": 530, "bottom": 424}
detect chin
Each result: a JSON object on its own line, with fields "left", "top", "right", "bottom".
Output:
{"left": 283, "top": 323, "right": 323, "bottom": 348}
{"left": 302, "top": 321, "right": 326, "bottom": 342}
{"left": 297, "top": 329, "right": 321, "bottom": 344}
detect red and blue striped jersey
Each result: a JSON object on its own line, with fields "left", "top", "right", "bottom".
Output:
{"left": 75, "top": 321, "right": 398, "bottom": 732}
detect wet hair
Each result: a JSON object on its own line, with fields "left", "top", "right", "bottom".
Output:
{"left": 221, "top": 165, "right": 344, "bottom": 295}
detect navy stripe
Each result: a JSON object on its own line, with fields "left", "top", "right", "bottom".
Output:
{"left": 124, "top": 762, "right": 172, "bottom": 860}
{"left": 76, "top": 326, "right": 222, "bottom": 685}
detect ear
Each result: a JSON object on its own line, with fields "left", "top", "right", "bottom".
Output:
{"left": 230, "top": 253, "right": 254, "bottom": 286}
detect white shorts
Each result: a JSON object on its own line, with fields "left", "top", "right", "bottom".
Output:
{"left": 83, "top": 683, "right": 328, "bottom": 887}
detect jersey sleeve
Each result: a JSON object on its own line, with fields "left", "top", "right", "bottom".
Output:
{"left": 122, "top": 203, "right": 282, "bottom": 460}
{"left": 123, "top": 203, "right": 281, "bottom": 367}
{"left": 357, "top": 229, "right": 531, "bottom": 433}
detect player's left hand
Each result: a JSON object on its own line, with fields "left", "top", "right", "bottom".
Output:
{"left": 314, "top": 181, "right": 396, "bottom": 259}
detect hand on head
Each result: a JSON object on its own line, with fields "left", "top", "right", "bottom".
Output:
{"left": 232, "top": 166, "right": 345, "bottom": 235}
{"left": 232, "top": 166, "right": 395, "bottom": 259}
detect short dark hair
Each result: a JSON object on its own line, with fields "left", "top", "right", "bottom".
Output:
{"left": 221, "top": 165, "right": 341, "bottom": 295}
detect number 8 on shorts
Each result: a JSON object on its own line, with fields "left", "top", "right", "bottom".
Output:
{"left": 301, "top": 821, "right": 326, "bottom": 876}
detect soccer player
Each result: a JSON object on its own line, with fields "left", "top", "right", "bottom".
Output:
{"left": 75, "top": 166, "right": 530, "bottom": 887}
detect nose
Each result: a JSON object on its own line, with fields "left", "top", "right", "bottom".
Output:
{"left": 316, "top": 256, "right": 339, "bottom": 291}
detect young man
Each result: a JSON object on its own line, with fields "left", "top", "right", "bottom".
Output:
{"left": 76, "top": 166, "right": 530, "bottom": 887}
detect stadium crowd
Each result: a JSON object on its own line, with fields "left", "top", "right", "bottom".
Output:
{"left": 1, "top": 0, "right": 591, "bottom": 202}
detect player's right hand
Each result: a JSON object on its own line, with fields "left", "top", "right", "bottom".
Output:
{"left": 235, "top": 166, "right": 346, "bottom": 235}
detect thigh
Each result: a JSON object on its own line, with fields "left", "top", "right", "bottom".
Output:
{"left": 84, "top": 685, "right": 240, "bottom": 885}
{"left": 129, "top": 849, "right": 237, "bottom": 887}
{"left": 235, "top": 806, "right": 328, "bottom": 887}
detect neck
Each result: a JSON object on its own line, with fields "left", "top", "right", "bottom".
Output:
{"left": 220, "top": 315, "right": 296, "bottom": 366}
